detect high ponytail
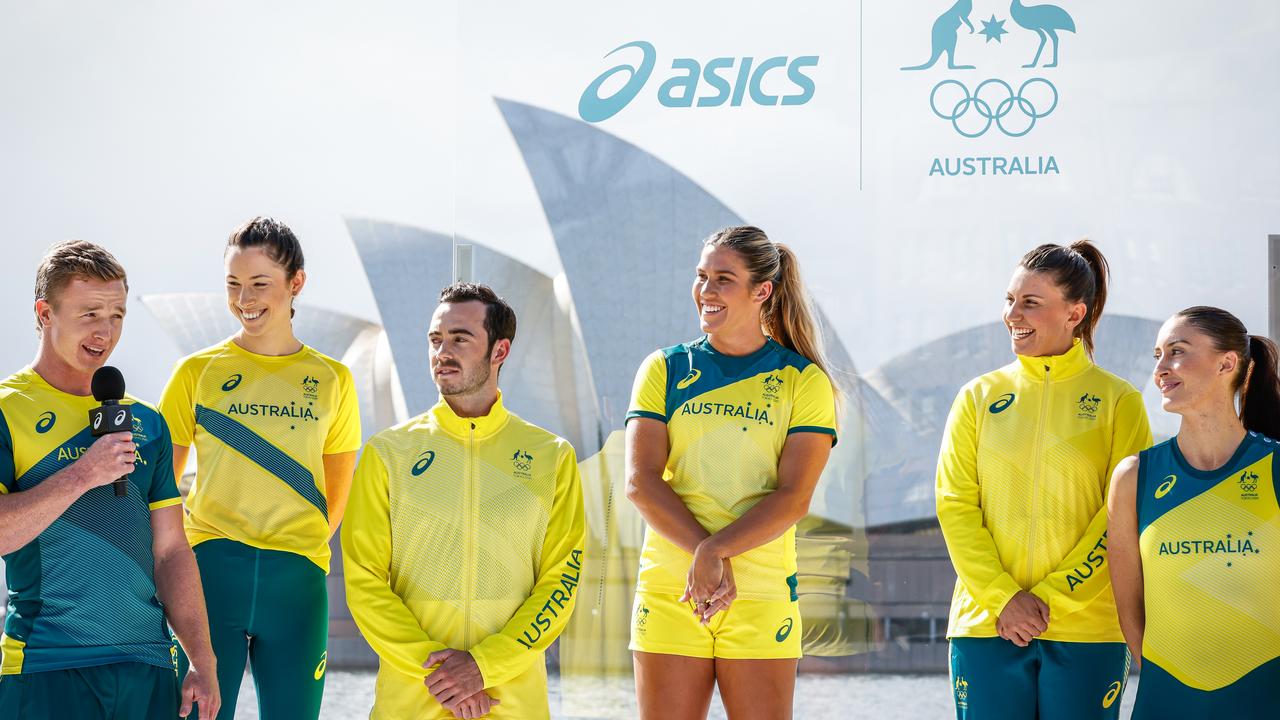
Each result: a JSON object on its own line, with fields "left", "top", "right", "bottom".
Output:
{"left": 1176, "top": 307, "right": 1280, "bottom": 439}
{"left": 1242, "top": 335, "right": 1280, "bottom": 439}
{"left": 1019, "top": 239, "right": 1110, "bottom": 356}
{"left": 704, "top": 226, "right": 832, "bottom": 379}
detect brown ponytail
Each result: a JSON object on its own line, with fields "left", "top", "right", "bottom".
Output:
{"left": 705, "top": 226, "right": 832, "bottom": 379}
{"left": 1019, "top": 239, "right": 1110, "bottom": 356}
{"left": 1175, "top": 307, "right": 1280, "bottom": 438}
{"left": 1242, "top": 335, "right": 1280, "bottom": 439}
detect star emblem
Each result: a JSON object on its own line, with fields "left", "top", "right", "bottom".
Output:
{"left": 980, "top": 15, "right": 1009, "bottom": 43}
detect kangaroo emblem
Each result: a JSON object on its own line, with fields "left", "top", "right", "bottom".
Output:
{"left": 902, "top": 0, "right": 976, "bottom": 71}
{"left": 1010, "top": 0, "right": 1075, "bottom": 68}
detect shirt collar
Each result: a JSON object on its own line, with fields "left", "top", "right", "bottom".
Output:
{"left": 427, "top": 390, "right": 510, "bottom": 439}
{"left": 1016, "top": 338, "right": 1092, "bottom": 381}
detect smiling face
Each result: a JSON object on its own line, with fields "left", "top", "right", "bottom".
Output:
{"left": 1003, "top": 266, "right": 1087, "bottom": 357}
{"left": 225, "top": 246, "right": 305, "bottom": 339}
{"left": 36, "top": 276, "right": 127, "bottom": 377}
{"left": 428, "top": 300, "right": 509, "bottom": 397}
{"left": 692, "top": 244, "right": 772, "bottom": 339}
{"left": 1153, "top": 315, "right": 1241, "bottom": 415}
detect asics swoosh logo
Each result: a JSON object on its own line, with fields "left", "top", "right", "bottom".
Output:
{"left": 1155, "top": 474, "right": 1177, "bottom": 499}
{"left": 988, "top": 393, "right": 1015, "bottom": 413}
{"left": 676, "top": 369, "right": 702, "bottom": 390}
{"left": 412, "top": 451, "right": 436, "bottom": 476}
{"left": 775, "top": 617, "right": 794, "bottom": 642}
{"left": 1102, "top": 681, "right": 1122, "bottom": 708}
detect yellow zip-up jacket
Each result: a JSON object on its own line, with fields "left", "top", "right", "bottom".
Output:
{"left": 342, "top": 393, "right": 585, "bottom": 719}
{"left": 936, "top": 339, "right": 1151, "bottom": 642}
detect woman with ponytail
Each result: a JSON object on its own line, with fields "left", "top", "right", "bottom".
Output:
{"left": 624, "top": 226, "right": 837, "bottom": 719}
{"left": 158, "top": 217, "right": 361, "bottom": 719}
{"left": 936, "top": 240, "right": 1152, "bottom": 719}
{"left": 1108, "top": 307, "right": 1280, "bottom": 719}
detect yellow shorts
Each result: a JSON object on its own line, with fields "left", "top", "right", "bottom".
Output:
{"left": 628, "top": 591, "right": 802, "bottom": 660}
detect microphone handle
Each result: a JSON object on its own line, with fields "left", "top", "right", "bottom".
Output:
{"left": 114, "top": 476, "right": 128, "bottom": 497}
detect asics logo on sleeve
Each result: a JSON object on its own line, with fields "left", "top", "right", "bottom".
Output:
{"left": 222, "top": 374, "right": 243, "bottom": 391}
{"left": 411, "top": 451, "right": 436, "bottom": 476}
{"left": 676, "top": 369, "right": 702, "bottom": 390}
{"left": 1102, "top": 680, "right": 1122, "bottom": 708}
{"left": 35, "top": 411, "right": 56, "bottom": 433}
{"left": 313, "top": 651, "right": 327, "bottom": 680}
{"left": 1155, "top": 474, "right": 1177, "bottom": 499}
{"left": 988, "top": 393, "right": 1015, "bottom": 413}
{"left": 775, "top": 617, "right": 794, "bottom": 642}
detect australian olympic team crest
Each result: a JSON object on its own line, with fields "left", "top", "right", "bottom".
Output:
{"left": 901, "top": 0, "right": 1074, "bottom": 177}
{"left": 512, "top": 449, "right": 534, "bottom": 478}
{"left": 762, "top": 374, "right": 783, "bottom": 403}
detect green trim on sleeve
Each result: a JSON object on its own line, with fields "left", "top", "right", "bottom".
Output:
{"left": 786, "top": 425, "right": 838, "bottom": 446}
{"left": 625, "top": 410, "right": 667, "bottom": 423}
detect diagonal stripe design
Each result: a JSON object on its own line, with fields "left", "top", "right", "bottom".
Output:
{"left": 195, "top": 405, "right": 327, "bottom": 519}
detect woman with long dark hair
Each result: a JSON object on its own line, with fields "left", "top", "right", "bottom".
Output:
{"left": 625, "top": 226, "right": 838, "bottom": 719}
{"left": 936, "top": 240, "right": 1152, "bottom": 719}
{"left": 1108, "top": 307, "right": 1280, "bottom": 719}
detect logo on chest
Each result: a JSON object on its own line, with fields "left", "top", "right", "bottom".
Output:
{"left": 513, "top": 449, "right": 534, "bottom": 478}
{"left": 762, "top": 374, "right": 783, "bottom": 403}
{"left": 1076, "top": 392, "right": 1101, "bottom": 420}
{"left": 1239, "top": 470, "right": 1260, "bottom": 500}
{"left": 302, "top": 375, "right": 320, "bottom": 402}
{"left": 988, "top": 393, "right": 1015, "bottom": 414}
{"left": 411, "top": 451, "right": 436, "bottom": 476}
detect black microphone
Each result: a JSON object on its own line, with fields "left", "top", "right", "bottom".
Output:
{"left": 89, "top": 366, "right": 132, "bottom": 497}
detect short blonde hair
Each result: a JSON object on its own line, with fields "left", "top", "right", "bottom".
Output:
{"left": 34, "top": 240, "right": 128, "bottom": 331}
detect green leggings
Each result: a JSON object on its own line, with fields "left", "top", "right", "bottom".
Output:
{"left": 179, "top": 539, "right": 328, "bottom": 720}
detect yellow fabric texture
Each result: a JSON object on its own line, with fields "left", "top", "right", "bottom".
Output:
{"left": 342, "top": 393, "right": 585, "bottom": 720}
{"left": 936, "top": 339, "right": 1151, "bottom": 641}
{"left": 1140, "top": 442, "right": 1280, "bottom": 691}
{"left": 158, "top": 338, "right": 361, "bottom": 572}
{"left": 626, "top": 339, "right": 838, "bottom": 602}
{"left": 628, "top": 591, "right": 803, "bottom": 660}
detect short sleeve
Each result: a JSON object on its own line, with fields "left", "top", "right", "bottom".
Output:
{"left": 147, "top": 412, "right": 182, "bottom": 511}
{"left": 0, "top": 409, "right": 15, "bottom": 494}
{"left": 158, "top": 359, "right": 198, "bottom": 447}
{"left": 323, "top": 362, "right": 362, "bottom": 455}
{"left": 625, "top": 350, "right": 668, "bottom": 423}
{"left": 787, "top": 365, "right": 837, "bottom": 446}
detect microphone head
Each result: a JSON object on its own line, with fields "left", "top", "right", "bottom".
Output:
{"left": 91, "top": 366, "right": 126, "bottom": 402}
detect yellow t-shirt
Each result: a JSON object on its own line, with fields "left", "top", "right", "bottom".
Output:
{"left": 626, "top": 336, "right": 837, "bottom": 601}
{"left": 158, "top": 338, "right": 361, "bottom": 572}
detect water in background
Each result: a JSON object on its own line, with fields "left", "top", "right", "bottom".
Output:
{"left": 231, "top": 670, "right": 1139, "bottom": 719}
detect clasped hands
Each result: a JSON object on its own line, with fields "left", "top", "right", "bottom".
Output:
{"left": 681, "top": 538, "right": 737, "bottom": 625}
{"left": 423, "top": 649, "right": 498, "bottom": 719}
{"left": 997, "top": 590, "right": 1050, "bottom": 647}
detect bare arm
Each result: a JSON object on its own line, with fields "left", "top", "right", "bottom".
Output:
{"left": 323, "top": 451, "right": 358, "bottom": 537}
{"left": 151, "top": 505, "right": 220, "bottom": 718}
{"left": 171, "top": 444, "right": 190, "bottom": 494}
{"left": 624, "top": 417, "right": 710, "bottom": 553}
{"left": 0, "top": 433, "right": 135, "bottom": 555}
{"left": 1107, "top": 455, "right": 1144, "bottom": 668}
{"left": 701, "top": 432, "right": 832, "bottom": 560}
{"left": 685, "top": 432, "right": 831, "bottom": 608}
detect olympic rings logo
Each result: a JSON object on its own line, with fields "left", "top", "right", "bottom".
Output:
{"left": 929, "top": 78, "right": 1058, "bottom": 138}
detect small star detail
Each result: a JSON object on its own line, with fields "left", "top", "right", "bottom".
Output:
{"left": 979, "top": 15, "right": 1009, "bottom": 43}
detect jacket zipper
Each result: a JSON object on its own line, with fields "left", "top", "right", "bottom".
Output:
{"left": 464, "top": 421, "right": 477, "bottom": 648}
{"left": 1027, "top": 365, "right": 1051, "bottom": 582}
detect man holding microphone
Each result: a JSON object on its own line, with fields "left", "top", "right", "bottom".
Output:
{"left": 0, "top": 241, "right": 219, "bottom": 719}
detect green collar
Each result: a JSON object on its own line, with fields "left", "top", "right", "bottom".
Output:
{"left": 428, "top": 390, "right": 511, "bottom": 439}
{"left": 1016, "top": 338, "right": 1092, "bottom": 381}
